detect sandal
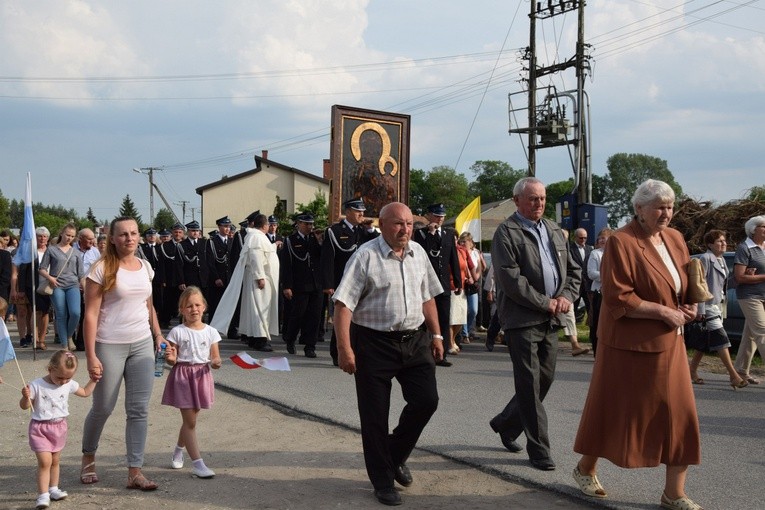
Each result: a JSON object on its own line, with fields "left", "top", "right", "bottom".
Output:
{"left": 37, "top": 342, "right": 47, "bottom": 351}
{"left": 126, "top": 473, "right": 158, "bottom": 491}
{"left": 80, "top": 462, "right": 99, "bottom": 484}
{"left": 690, "top": 377, "right": 704, "bottom": 385}
{"left": 660, "top": 492, "right": 704, "bottom": 510}
{"left": 572, "top": 465, "right": 607, "bottom": 498}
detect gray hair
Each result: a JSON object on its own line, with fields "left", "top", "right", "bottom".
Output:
{"left": 513, "top": 177, "right": 544, "bottom": 197}
{"left": 631, "top": 179, "right": 675, "bottom": 214}
{"left": 744, "top": 215, "right": 765, "bottom": 238}
{"left": 35, "top": 226, "right": 50, "bottom": 237}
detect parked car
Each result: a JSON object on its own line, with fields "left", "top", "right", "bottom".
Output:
{"left": 691, "top": 252, "right": 743, "bottom": 349}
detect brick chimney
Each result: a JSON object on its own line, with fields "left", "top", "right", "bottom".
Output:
{"left": 323, "top": 159, "right": 331, "bottom": 180}
{"left": 261, "top": 150, "right": 268, "bottom": 160}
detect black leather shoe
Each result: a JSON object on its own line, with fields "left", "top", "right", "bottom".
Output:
{"left": 304, "top": 350, "right": 317, "bottom": 358}
{"left": 286, "top": 343, "right": 295, "bottom": 354}
{"left": 499, "top": 432, "right": 523, "bottom": 453}
{"left": 530, "top": 458, "right": 556, "bottom": 471}
{"left": 435, "top": 360, "right": 453, "bottom": 367}
{"left": 373, "top": 488, "right": 402, "bottom": 506}
{"left": 332, "top": 358, "right": 339, "bottom": 367}
{"left": 394, "top": 464, "right": 413, "bottom": 487}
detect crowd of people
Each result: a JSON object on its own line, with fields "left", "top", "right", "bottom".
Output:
{"left": 2, "top": 178, "right": 764, "bottom": 509}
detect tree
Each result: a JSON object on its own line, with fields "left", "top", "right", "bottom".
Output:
{"left": 293, "top": 190, "right": 329, "bottom": 233}
{"left": 86, "top": 207, "right": 98, "bottom": 228}
{"left": 0, "top": 188, "right": 9, "bottom": 228}
{"left": 409, "top": 166, "right": 470, "bottom": 218}
{"left": 153, "top": 208, "right": 176, "bottom": 230}
{"left": 118, "top": 194, "right": 143, "bottom": 225}
{"left": 602, "top": 153, "right": 683, "bottom": 227}
{"left": 467, "top": 160, "right": 525, "bottom": 204}
{"left": 544, "top": 178, "right": 576, "bottom": 219}
{"left": 408, "top": 168, "right": 428, "bottom": 215}
{"left": 9, "top": 199, "right": 23, "bottom": 228}
{"left": 746, "top": 186, "right": 765, "bottom": 203}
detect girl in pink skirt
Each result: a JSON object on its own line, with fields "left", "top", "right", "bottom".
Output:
{"left": 161, "top": 286, "right": 221, "bottom": 479}
{"left": 21, "top": 350, "right": 97, "bottom": 509}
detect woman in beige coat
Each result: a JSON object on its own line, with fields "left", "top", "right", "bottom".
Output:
{"left": 572, "top": 180, "right": 703, "bottom": 510}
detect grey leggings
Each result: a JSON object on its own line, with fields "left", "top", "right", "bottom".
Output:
{"left": 81, "top": 336, "right": 154, "bottom": 467}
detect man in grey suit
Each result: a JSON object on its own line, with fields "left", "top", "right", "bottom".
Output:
{"left": 488, "top": 177, "right": 581, "bottom": 471}
{"left": 569, "top": 227, "right": 593, "bottom": 322}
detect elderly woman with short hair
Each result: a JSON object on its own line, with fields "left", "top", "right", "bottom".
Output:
{"left": 732, "top": 215, "right": 765, "bottom": 384}
{"left": 572, "top": 180, "right": 703, "bottom": 510}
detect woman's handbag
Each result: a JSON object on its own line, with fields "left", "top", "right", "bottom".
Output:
{"left": 36, "top": 275, "right": 53, "bottom": 295}
{"left": 686, "top": 258, "right": 713, "bottom": 303}
{"left": 36, "top": 247, "right": 74, "bottom": 296}
{"left": 464, "top": 281, "right": 479, "bottom": 295}
{"left": 683, "top": 318, "right": 709, "bottom": 351}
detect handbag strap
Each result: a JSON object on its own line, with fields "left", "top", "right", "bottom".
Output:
{"left": 50, "top": 246, "right": 76, "bottom": 278}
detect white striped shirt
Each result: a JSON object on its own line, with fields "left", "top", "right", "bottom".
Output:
{"left": 333, "top": 236, "right": 443, "bottom": 331}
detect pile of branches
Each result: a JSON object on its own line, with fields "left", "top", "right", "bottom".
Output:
{"left": 673, "top": 198, "right": 765, "bottom": 254}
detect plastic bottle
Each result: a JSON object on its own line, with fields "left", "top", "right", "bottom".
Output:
{"left": 155, "top": 342, "right": 167, "bottom": 377}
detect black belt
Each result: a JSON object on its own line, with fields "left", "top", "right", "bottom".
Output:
{"left": 355, "top": 324, "right": 420, "bottom": 343}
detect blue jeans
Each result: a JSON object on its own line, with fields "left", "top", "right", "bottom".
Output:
{"left": 462, "top": 292, "right": 479, "bottom": 338}
{"left": 51, "top": 286, "right": 81, "bottom": 345}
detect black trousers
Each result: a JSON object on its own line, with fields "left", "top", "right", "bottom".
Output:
{"left": 433, "top": 291, "right": 450, "bottom": 358}
{"left": 589, "top": 291, "right": 602, "bottom": 355}
{"left": 282, "top": 290, "right": 322, "bottom": 351}
{"left": 161, "top": 286, "right": 181, "bottom": 328}
{"left": 490, "top": 322, "right": 558, "bottom": 462}
{"left": 205, "top": 284, "right": 225, "bottom": 325}
{"left": 351, "top": 323, "right": 439, "bottom": 490}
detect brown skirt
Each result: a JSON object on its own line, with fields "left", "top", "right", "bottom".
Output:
{"left": 573, "top": 336, "right": 701, "bottom": 468}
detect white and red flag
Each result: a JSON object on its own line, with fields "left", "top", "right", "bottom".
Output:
{"left": 230, "top": 352, "right": 291, "bottom": 371}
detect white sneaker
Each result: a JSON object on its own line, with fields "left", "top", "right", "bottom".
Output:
{"left": 192, "top": 465, "right": 215, "bottom": 478}
{"left": 171, "top": 453, "right": 184, "bottom": 469}
{"left": 35, "top": 493, "right": 50, "bottom": 509}
{"left": 49, "top": 488, "right": 68, "bottom": 501}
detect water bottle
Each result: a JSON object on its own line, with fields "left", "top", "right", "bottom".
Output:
{"left": 155, "top": 342, "right": 167, "bottom": 377}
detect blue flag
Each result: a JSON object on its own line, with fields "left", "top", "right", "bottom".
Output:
{"left": 0, "top": 320, "right": 16, "bottom": 368}
{"left": 12, "top": 172, "right": 36, "bottom": 266}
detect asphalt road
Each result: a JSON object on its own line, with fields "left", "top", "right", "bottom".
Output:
{"left": 212, "top": 330, "right": 765, "bottom": 510}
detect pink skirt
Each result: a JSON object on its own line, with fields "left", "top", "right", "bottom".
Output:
{"left": 161, "top": 363, "right": 214, "bottom": 409}
{"left": 29, "top": 419, "right": 68, "bottom": 453}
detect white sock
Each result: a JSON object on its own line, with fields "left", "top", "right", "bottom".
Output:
{"left": 192, "top": 458, "right": 207, "bottom": 469}
{"left": 49, "top": 486, "right": 58, "bottom": 492}
{"left": 173, "top": 445, "right": 184, "bottom": 463}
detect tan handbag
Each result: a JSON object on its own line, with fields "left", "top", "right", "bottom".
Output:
{"left": 686, "top": 258, "right": 713, "bottom": 303}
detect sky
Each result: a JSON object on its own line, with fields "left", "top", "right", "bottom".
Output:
{"left": 1, "top": 0, "right": 764, "bottom": 225}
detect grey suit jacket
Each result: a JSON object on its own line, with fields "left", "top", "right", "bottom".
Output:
{"left": 697, "top": 250, "right": 727, "bottom": 316}
{"left": 491, "top": 214, "right": 582, "bottom": 330}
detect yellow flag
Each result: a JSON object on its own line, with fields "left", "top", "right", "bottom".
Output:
{"left": 455, "top": 197, "right": 481, "bottom": 242}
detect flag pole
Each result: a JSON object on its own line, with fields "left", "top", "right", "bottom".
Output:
{"left": 13, "top": 357, "right": 33, "bottom": 412}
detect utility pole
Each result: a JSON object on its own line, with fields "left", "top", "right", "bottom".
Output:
{"left": 175, "top": 200, "right": 189, "bottom": 223}
{"left": 132, "top": 167, "right": 159, "bottom": 222}
{"left": 509, "top": 0, "right": 591, "bottom": 202}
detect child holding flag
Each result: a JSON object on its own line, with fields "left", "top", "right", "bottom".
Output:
{"left": 161, "top": 286, "right": 221, "bottom": 479}
{"left": 20, "top": 350, "right": 97, "bottom": 509}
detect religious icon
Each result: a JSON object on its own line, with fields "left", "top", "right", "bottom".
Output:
{"left": 330, "top": 105, "right": 410, "bottom": 221}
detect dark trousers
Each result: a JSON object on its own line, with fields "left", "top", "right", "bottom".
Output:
{"left": 589, "top": 291, "right": 601, "bottom": 355}
{"left": 351, "top": 323, "right": 439, "bottom": 490}
{"left": 433, "top": 291, "right": 450, "bottom": 358}
{"left": 282, "top": 290, "right": 322, "bottom": 351}
{"left": 487, "top": 310, "right": 502, "bottom": 344}
{"left": 161, "top": 286, "right": 181, "bottom": 328}
{"left": 490, "top": 322, "right": 558, "bottom": 461}
{"left": 205, "top": 284, "right": 225, "bottom": 325}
